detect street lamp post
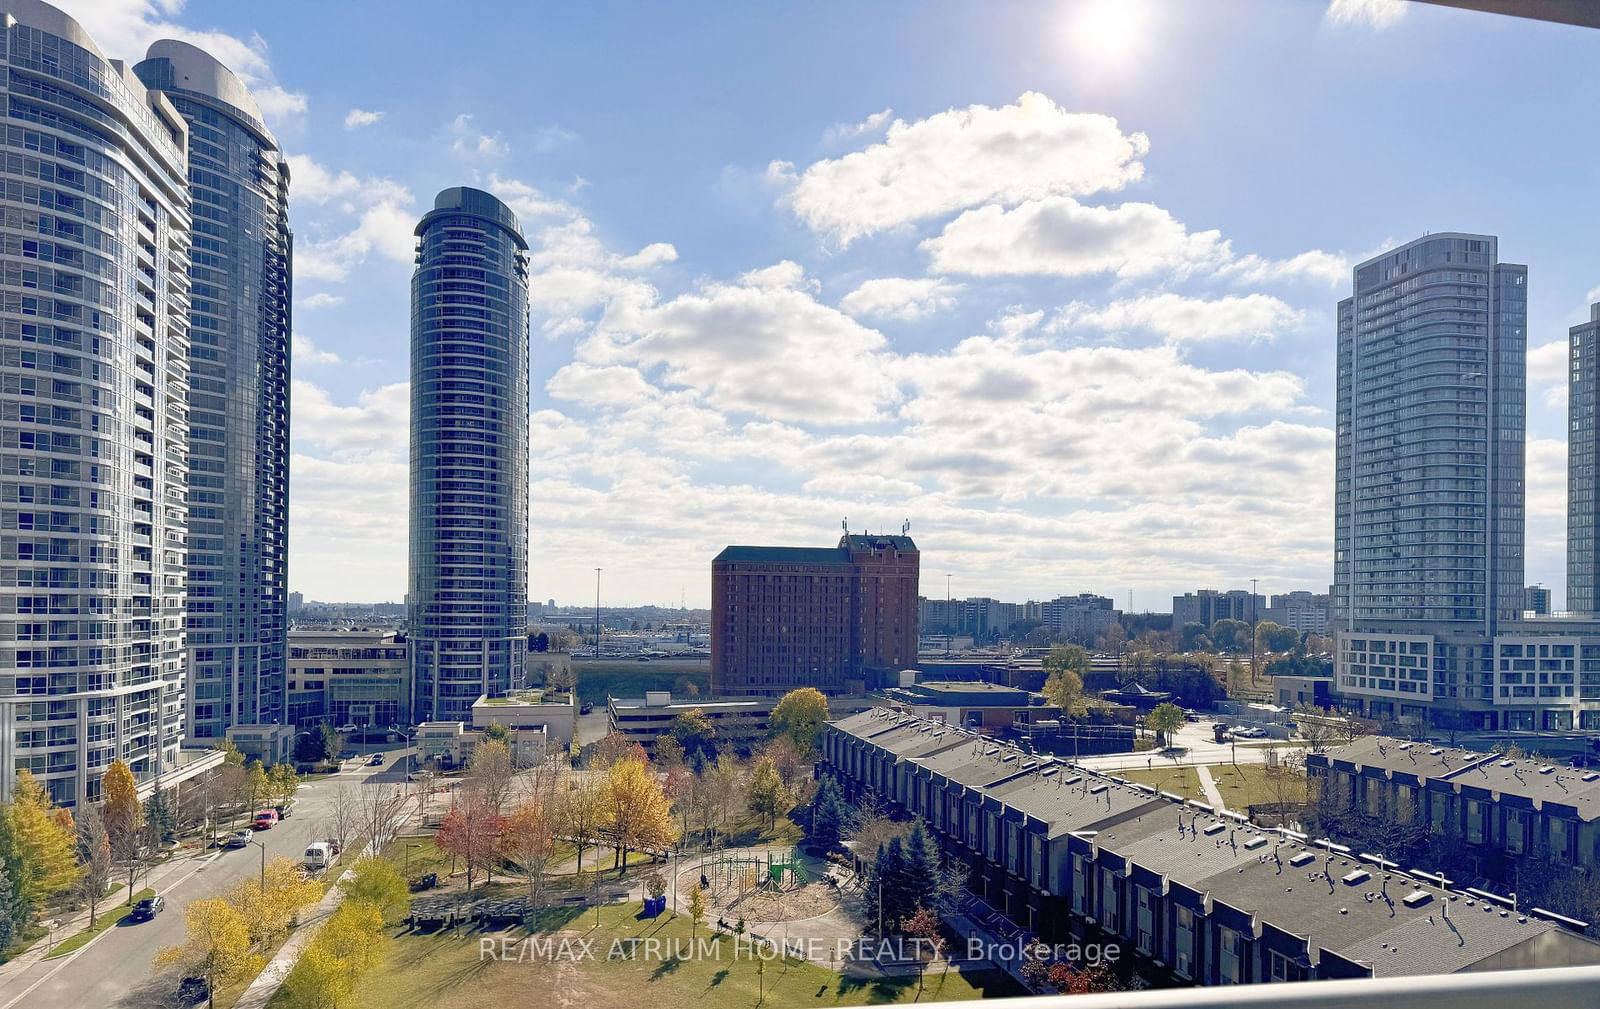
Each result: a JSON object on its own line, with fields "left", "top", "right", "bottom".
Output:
{"left": 250, "top": 839, "right": 267, "bottom": 892}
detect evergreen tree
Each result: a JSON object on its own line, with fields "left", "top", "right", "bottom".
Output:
{"left": 0, "top": 806, "right": 30, "bottom": 949}
{"left": 808, "top": 776, "right": 844, "bottom": 852}
{"left": 144, "top": 788, "right": 175, "bottom": 839}
{"left": 904, "top": 818, "right": 941, "bottom": 913}
{"left": 873, "top": 836, "right": 915, "bottom": 931}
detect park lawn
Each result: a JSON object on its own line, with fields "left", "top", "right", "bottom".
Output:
{"left": 723, "top": 811, "right": 803, "bottom": 849}
{"left": 1207, "top": 763, "right": 1291, "bottom": 809}
{"left": 1119, "top": 766, "right": 1203, "bottom": 800}
{"left": 268, "top": 902, "right": 1021, "bottom": 1009}
{"left": 44, "top": 887, "right": 157, "bottom": 959}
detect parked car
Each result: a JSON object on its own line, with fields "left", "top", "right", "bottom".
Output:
{"left": 1235, "top": 726, "right": 1269, "bottom": 739}
{"left": 336, "top": 723, "right": 357, "bottom": 733}
{"left": 129, "top": 894, "right": 165, "bottom": 921}
{"left": 275, "top": 800, "right": 295, "bottom": 819}
{"left": 338, "top": 749, "right": 357, "bottom": 761}
{"left": 368, "top": 752, "right": 385, "bottom": 766}
{"left": 253, "top": 809, "right": 279, "bottom": 830}
{"left": 325, "top": 837, "right": 344, "bottom": 855}
{"left": 226, "top": 829, "right": 252, "bottom": 848}
{"left": 303, "top": 842, "right": 333, "bottom": 871}
{"left": 579, "top": 702, "right": 594, "bottom": 715}
{"left": 1212, "top": 722, "right": 1232, "bottom": 743}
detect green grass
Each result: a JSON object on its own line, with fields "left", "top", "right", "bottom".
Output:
{"left": 44, "top": 887, "right": 157, "bottom": 959}
{"left": 1119, "top": 766, "right": 1203, "bottom": 799}
{"left": 1208, "top": 763, "right": 1295, "bottom": 810}
{"left": 266, "top": 901, "right": 1021, "bottom": 1009}
{"left": 0, "top": 923, "right": 46, "bottom": 965}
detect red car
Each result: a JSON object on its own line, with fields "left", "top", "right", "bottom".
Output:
{"left": 252, "top": 809, "right": 279, "bottom": 830}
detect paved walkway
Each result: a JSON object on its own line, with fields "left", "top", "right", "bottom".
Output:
{"left": 1195, "top": 764, "right": 1226, "bottom": 811}
{"left": 233, "top": 800, "right": 420, "bottom": 1009}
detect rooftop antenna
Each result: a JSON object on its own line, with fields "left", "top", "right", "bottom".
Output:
{"left": 902, "top": 518, "right": 911, "bottom": 536}
{"left": 842, "top": 517, "right": 849, "bottom": 537}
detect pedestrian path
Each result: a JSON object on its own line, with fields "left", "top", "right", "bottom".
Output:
{"left": 1195, "top": 764, "right": 1226, "bottom": 811}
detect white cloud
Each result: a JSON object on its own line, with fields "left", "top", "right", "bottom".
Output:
{"left": 738, "top": 260, "right": 811, "bottom": 290}
{"left": 822, "top": 107, "right": 893, "bottom": 144}
{"left": 343, "top": 108, "right": 383, "bottom": 129}
{"left": 924, "top": 197, "right": 1228, "bottom": 279}
{"left": 297, "top": 292, "right": 344, "bottom": 310}
{"left": 1529, "top": 339, "right": 1569, "bottom": 410}
{"left": 1054, "top": 293, "right": 1304, "bottom": 344}
{"left": 1219, "top": 249, "right": 1350, "bottom": 286}
{"left": 546, "top": 363, "right": 660, "bottom": 409}
{"left": 283, "top": 154, "right": 414, "bottom": 281}
{"left": 776, "top": 92, "right": 1148, "bottom": 246}
{"left": 1326, "top": 0, "right": 1408, "bottom": 30}
{"left": 290, "top": 380, "right": 407, "bottom": 460}
{"left": 448, "top": 113, "right": 508, "bottom": 159}
{"left": 841, "top": 277, "right": 965, "bottom": 321}
{"left": 291, "top": 334, "right": 340, "bottom": 365}
{"left": 251, "top": 84, "right": 307, "bottom": 122}
{"left": 584, "top": 272, "right": 900, "bottom": 425}
{"left": 533, "top": 124, "right": 578, "bottom": 151}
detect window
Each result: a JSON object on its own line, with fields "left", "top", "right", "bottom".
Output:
{"left": 1219, "top": 928, "right": 1245, "bottom": 984}
{"left": 1174, "top": 907, "right": 1194, "bottom": 979}
{"left": 1136, "top": 886, "right": 1154, "bottom": 954}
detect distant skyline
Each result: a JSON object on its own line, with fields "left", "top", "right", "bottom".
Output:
{"left": 49, "top": 0, "right": 1596, "bottom": 608}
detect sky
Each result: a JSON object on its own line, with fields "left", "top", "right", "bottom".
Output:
{"left": 47, "top": 0, "right": 1600, "bottom": 609}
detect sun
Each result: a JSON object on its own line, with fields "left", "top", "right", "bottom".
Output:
{"left": 1064, "top": 0, "right": 1151, "bottom": 71}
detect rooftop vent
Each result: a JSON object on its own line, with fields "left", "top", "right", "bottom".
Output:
{"left": 1402, "top": 890, "right": 1433, "bottom": 908}
{"left": 1500, "top": 761, "right": 1515, "bottom": 768}
{"left": 1065, "top": 775, "right": 1082, "bottom": 785}
{"left": 1539, "top": 766, "right": 1555, "bottom": 775}
{"left": 1089, "top": 783, "right": 1108, "bottom": 795}
{"left": 1342, "top": 869, "right": 1373, "bottom": 886}
{"left": 1244, "top": 836, "right": 1269, "bottom": 850}
{"left": 1204, "top": 822, "right": 1227, "bottom": 836}
{"left": 1583, "top": 772, "right": 1600, "bottom": 783}
{"left": 1040, "top": 767, "right": 1059, "bottom": 777}
{"left": 1289, "top": 852, "right": 1317, "bottom": 867}
{"left": 1429, "top": 749, "right": 1443, "bottom": 756}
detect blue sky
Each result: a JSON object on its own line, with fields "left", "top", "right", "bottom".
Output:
{"left": 57, "top": 0, "right": 1599, "bottom": 607}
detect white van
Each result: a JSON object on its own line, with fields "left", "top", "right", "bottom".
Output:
{"left": 303, "top": 842, "right": 332, "bottom": 871}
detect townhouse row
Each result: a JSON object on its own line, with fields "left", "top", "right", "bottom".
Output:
{"left": 820, "top": 708, "right": 1600, "bottom": 987}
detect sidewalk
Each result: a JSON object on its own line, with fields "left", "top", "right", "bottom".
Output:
{"left": 0, "top": 848, "right": 214, "bottom": 984}
{"left": 232, "top": 800, "right": 420, "bottom": 1009}
{"left": 1195, "top": 765, "right": 1227, "bottom": 811}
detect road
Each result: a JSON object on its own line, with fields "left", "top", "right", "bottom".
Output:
{"left": 1074, "top": 721, "right": 1305, "bottom": 773}
{"left": 0, "top": 749, "right": 412, "bottom": 1009}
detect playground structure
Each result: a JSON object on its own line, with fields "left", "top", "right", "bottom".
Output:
{"left": 696, "top": 847, "right": 809, "bottom": 903}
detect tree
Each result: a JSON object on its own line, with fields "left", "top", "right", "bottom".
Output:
{"left": 687, "top": 882, "right": 706, "bottom": 939}
{"left": 601, "top": 756, "right": 677, "bottom": 873}
{"left": 703, "top": 754, "right": 744, "bottom": 839}
{"left": 867, "top": 838, "right": 913, "bottom": 933}
{"left": 591, "top": 732, "right": 647, "bottom": 771}
{"left": 1211, "top": 619, "right": 1251, "bottom": 652}
{"left": 245, "top": 762, "right": 271, "bottom": 814}
{"left": 270, "top": 764, "right": 301, "bottom": 810}
{"left": 101, "top": 759, "right": 147, "bottom": 903}
{"left": 73, "top": 801, "right": 113, "bottom": 925}
{"left": 769, "top": 687, "right": 829, "bottom": 758}
{"left": 903, "top": 819, "right": 941, "bottom": 914}
{"left": 669, "top": 710, "right": 718, "bottom": 767}
{"left": 214, "top": 739, "right": 245, "bottom": 766}
{"left": 808, "top": 776, "right": 846, "bottom": 852}
{"left": 500, "top": 799, "right": 557, "bottom": 906}
{"left": 339, "top": 856, "right": 410, "bottom": 925}
{"left": 321, "top": 785, "right": 361, "bottom": 855}
{"left": 155, "top": 898, "right": 264, "bottom": 1009}
{"left": 530, "top": 631, "right": 550, "bottom": 653}
{"left": 559, "top": 773, "right": 605, "bottom": 876}
{"left": 0, "top": 807, "right": 30, "bottom": 952}
{"left": 746, "top": 756, "right": 790, "bottom": 830}
{"left": 285, "top": 941, "right": 353, "bottom": 1009}
{"left": 482, "top": 721, "right": 512, "bottom": 747}
{"left": 1255, "top": 621, "right": 1299, "bottom": 653}
{"left": 762, "top": 736, "right": 807, "bottom": 794}
{"left": 200, "top": 763, "right": 248, "bottom": 843}
{"left": 284, "top": 899, "right": 387, "bottom": 1009}
{"left": 1043, "top": 666, "right": 1087, "bottom": 721}
{"left": 229, "top": 856, "right": 323, "bottom": 950}
{"left": 11, "top": 769, "right": 78, "bottom": 903}
{"left": 357, "top": 784, "right": 408, "bottom": 852}
{"left": 468, "top": 739, "right": 514, "bottom": 814}
{"left": 654, "top": 735, "right": 686, "bottom": 769}
{"left": 1146, "top": 702, "right": 1185, "bottom": 747}
{"left": 1021, "top": 954, "right": 1051, "bottom": 992}
{"left": 435, "top": 789, "right": 500, "bottom": 893}
{"left": 903, "top": 906, "right": 945, "bottom": 992}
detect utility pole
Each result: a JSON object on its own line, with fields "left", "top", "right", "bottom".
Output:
{"left": 594, "top": 568, "right": 602, "bottom": 658}
{"left": 934, "top": 572, "right": 947, "bottom": 658}
{"left": 1250, "top": 577, "right": 1259, "bottom": 688}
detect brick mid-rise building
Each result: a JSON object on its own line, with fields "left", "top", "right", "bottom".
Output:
{"left": 712, "top": 534, "right": 919, "bottom": 696}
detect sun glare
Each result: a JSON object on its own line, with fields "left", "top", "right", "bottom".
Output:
{"left": 1065, "top": 0, "right": 1150, "bottom": 71}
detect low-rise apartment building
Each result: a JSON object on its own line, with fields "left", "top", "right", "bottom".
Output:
{"left": 287, "top": 630, "right": 410, "bottom": 730}
{"left": 470, "top": 689, "right": 577, "bottom": 749}
{"left": 822, "top": 709, "right": 1600, "bottom": 988}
